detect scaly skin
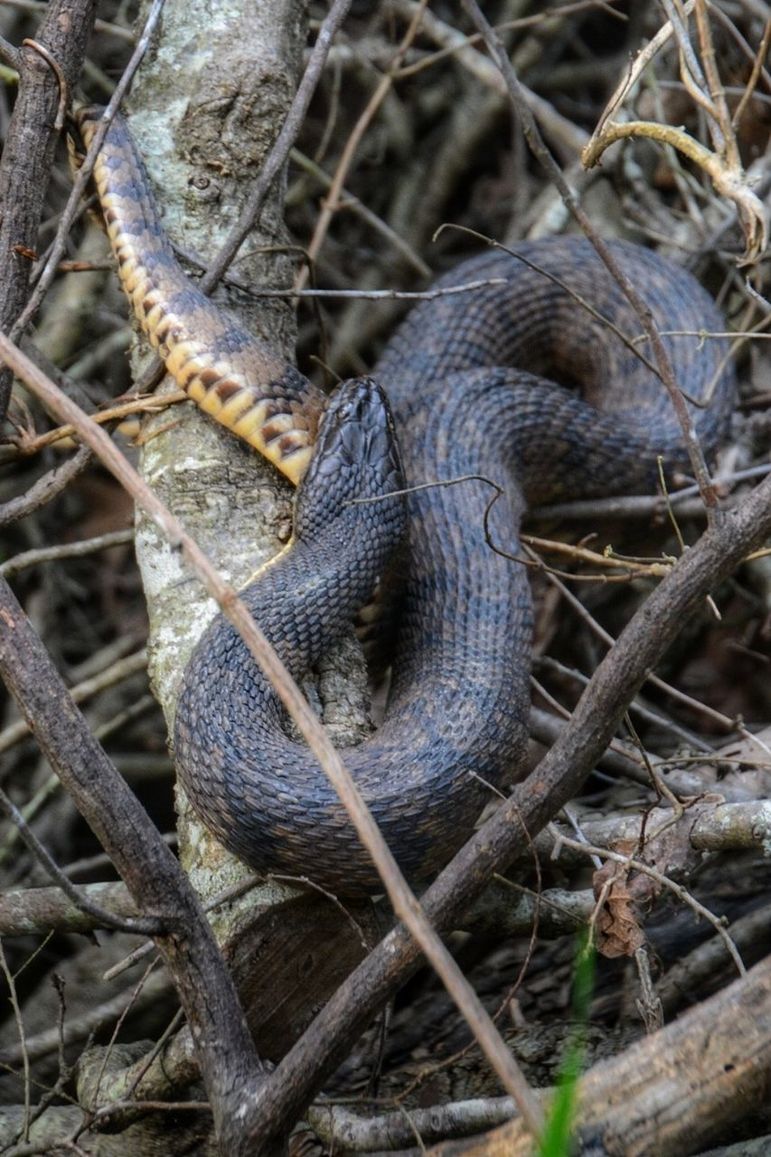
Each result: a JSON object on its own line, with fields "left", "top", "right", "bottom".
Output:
{"left": 77, "top": 109, "right": 736, "bottom": 894}
{"left": 76, "top": 106, "right": 322, "bottom": 483}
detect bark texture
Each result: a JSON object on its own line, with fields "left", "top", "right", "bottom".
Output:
{"left": 429, "top": 954, "right": 771, "bottom": 1157}
{"left": 0, "top": 0, "right": 97, "bottom": 416}
{"left": 127, "top": 0, "right": 377, "bottom": 1057}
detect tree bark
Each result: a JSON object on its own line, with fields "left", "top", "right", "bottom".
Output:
{"left": 113, "top": 0, "right": 377, "bottom": 1072}
{"left": 0, "top": 0, "right": 97, "bottom": 418}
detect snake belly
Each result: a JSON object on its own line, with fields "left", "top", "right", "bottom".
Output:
{"left": 77, "top": 109, "right": 736, "bottom": 895}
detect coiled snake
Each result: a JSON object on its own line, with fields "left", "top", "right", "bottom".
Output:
{"left": 77, "top": 108, "right": 735, "bottom": 894}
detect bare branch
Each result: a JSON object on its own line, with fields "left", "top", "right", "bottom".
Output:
{"left": 0, "top": 0, "right": 98, "bottom": 417}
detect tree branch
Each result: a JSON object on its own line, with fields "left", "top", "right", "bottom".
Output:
{"left": 429, "top": 953, "right": 771, "bottom": 1155}
{"left": 0, "top": 573, "right": 269, "bottom": 1153}
{"left": 0, "top": 0, "right": 97, "bottom": 419}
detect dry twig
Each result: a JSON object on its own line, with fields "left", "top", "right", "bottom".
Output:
{"left": 583, "top": 1, "right": 768, "bottom": 262}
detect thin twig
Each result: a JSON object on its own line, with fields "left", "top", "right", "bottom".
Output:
{"left": 289, "top": 148, "right": 432, "bottom": 278}
{"left": 295, "top": 0, "right": 429, "bottom": 292}
{"left": 0, "top": 0, "right": 133, "bottom": 39}
{"left": 198, "top": 0, "right": 355, "bottom": 295}
{"left": 0, "top": 648, "right": 147, "bottom": 757}
{"left": 591, "top": 0, "right": 697, "bottom": 137}
{"left": 255, "top": 277, "right": 508, "bottom": 301}
{"left": 0, "top": 790, "right": 162, "bottom": 935}
{"left": 0, "top": 445, "right": 93, "bottom": 527}
{"left": 583, "top": 2, "right": 767, "bottom": 261}
{"left": 0, "top": 940, "right": 31, "bottom": 1143}
{"left": 0, "top": 529, "right": 134, "bottom": 578}
{"left": 0, "top": 34, "right": 20, "bottom": 69}
{"left": 528, "top": 549, "right": 752, "bottom": 745}
{"left": 392, "top": 0, "right": 590, "bottom": 154}
{"left": 12, "top": 391, "right": 186, "bottom": 456}
{"left": 530, "top": 463, "right": 771, "bottom": 520}
{"left": 732, "top": 15, "right": 771, "bottom": 128}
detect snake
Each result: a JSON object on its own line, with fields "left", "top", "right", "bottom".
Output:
{"left": 75, "top": 107, "right": 735, "bottom": 895}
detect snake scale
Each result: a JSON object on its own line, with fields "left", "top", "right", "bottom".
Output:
{"left": 76, "top": 108, "right": 735, "bottom": 894}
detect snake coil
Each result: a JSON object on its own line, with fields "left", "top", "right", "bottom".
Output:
{"left": 77, "top": 108, "right": 735, "bottom": 894}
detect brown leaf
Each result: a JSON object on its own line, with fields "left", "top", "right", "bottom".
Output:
{"left": 593, "top": 856, "right": 647, "bottom": 959}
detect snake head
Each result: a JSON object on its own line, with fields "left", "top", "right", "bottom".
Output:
{"left": 294, "top": 377, "right": 406, "bottom": 548}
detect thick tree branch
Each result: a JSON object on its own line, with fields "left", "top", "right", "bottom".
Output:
{"left": 0, "top": 0, "right": 97, "bottom": 419}
{"left": 429, "top": 953, "right": 771, "bottom": 1155}
{"left": 0, "top": 880, "right": 139, "bottom": 935}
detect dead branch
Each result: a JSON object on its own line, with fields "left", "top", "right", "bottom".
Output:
{"left": 583, "top": 1, "right": 768, "bottom": 263}
{"left": 0, "top": 881, "right": 139, "bottom": 936}
{"left": 0, "top": 0, "right": 97, "bottom": 418}
{"left": 427, "top": 953, "right": 771, "bottom": 1156}
{"left": 0, "top": 574, "right": 268, "bottom": 1153}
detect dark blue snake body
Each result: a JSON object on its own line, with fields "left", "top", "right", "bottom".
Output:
{"left": 174, "top": 240, "right": 735, "bottom": 894}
